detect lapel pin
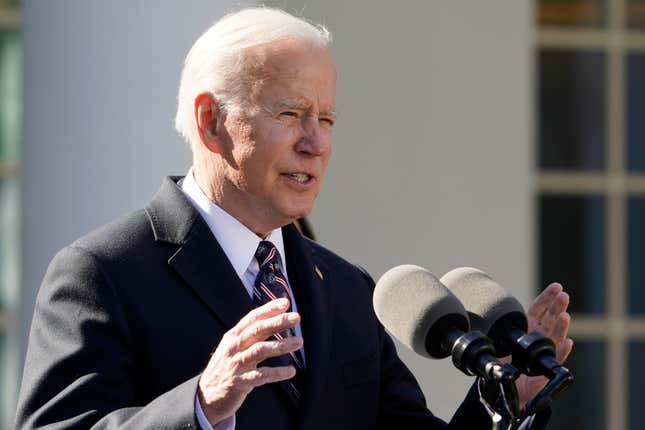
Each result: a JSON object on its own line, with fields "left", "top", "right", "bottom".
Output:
{"left": 314, "top": 265, "right": 323, "bottom": 280}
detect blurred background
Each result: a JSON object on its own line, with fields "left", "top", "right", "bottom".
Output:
{"left": 1, "top": 0, "right": 644, "bottom": 429}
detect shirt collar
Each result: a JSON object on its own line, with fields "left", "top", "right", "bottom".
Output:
{"left": 180, "top": 167, "right": 286, "bottom": 279}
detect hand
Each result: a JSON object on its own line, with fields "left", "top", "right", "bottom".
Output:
{"left": 197, "top": 298, "right": 302, "bottom": 425}
{"left": 514, "top": 283, "right": 574, "bottom": 410}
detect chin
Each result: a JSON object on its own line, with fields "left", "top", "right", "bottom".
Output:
{"left": 280, "top": 203, "right": 314, "bottom": 223}
{"left": 270, "top": 192, "right": 317, "bottom": 224}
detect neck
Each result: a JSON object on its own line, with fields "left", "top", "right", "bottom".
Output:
{"left": 191, "top": 162, "right": 279, "bottom": 238}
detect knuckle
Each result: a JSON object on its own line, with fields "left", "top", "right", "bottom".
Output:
{"left": 229, "top": 352, "right": 244, "bottom": 368}
{"left": 250, "top": 323, "right": 263, "bottom": 338}
{"left": 254, "top": 369, "right": 271, "bottom": 386}
{"left": 230, "top": 374, "right": 246, "bottom": 387}
{"left": 243, "top": 370, "right": 261, "bottom": 386}
{"left": 259, "top": 342, "right": 274, "bottom": 355}
{"left": 277, "top": 339, "right": 290, "bottom": 353}
{"left": 219, "top": 331, "right": 231, "bottom": 346}
{"left": 280, "top": 313, "right": 292, "bottom": 325}
{"left": 210, "top": 344, "right": 228, "bottom": 359}
{"left": 246, "top": 308, "right": 261, "bottom": 322}
{"left": 266, "top": 342, "right": 281, "bottom": 357}
{"left": 223, "top": 330, "right": 241, "bottom": 349}
{"left": 248, "top": 342, "right": 263, "bottom": 357}
{"left": 225, "top": 335, "right": 242, "bottom": 355}
{"left": 226, "top": 325, "right": 239, "bottom": 336}
{"left": 275, "top": 315, "right": 288, "bottom": 329}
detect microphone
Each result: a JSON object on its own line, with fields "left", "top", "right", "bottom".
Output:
{"left": 439, "top": 267, "right": 566, "bottom": 379}
{"left": 373, "top": 265, "right": 518, "bottom": 383}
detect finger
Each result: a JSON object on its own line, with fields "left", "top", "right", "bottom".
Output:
{"left": 541, "top": 292, "right": 570, "bottom": 335}
{"left": 555, "top": 338, "right": 574, "bottom": 364}
{"left": 547, "top": 312, "right": 570, "bottom": 343}
{"left": 239, "top": 365, "right": 296, "bottom": 388}
{"left": 231, "top": 298, "right": 291, "bottom": 336}
{"left": 527, "top": 283, "right": 563, "bottom": 324}
{"left": 238, "top": 312, "right": 300, "bottom": 349}
{"left": 237, "top": 336, "right": 303, "bottom": 368}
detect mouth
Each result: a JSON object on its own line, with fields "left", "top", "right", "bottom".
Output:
{"left": 282, "top": 172, "right": 314, "bottom": 185}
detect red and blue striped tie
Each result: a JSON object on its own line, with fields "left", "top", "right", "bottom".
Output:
{"left": 253, "top": 240, "right": 304, "bottom": 401}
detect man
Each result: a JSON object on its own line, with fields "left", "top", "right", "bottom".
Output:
{"left": 14, "top": 7, "right": 572, "bottom": 430}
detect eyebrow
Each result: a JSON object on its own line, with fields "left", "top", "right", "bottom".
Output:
{"left": 275, "top": 100, "right": 308, "bottom": 110}
{"left": 274, "top": 100, "right": 337, "bottom": 118}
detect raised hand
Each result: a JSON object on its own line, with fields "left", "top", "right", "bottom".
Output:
{"left": 515, "top": 283, "right": 574, "bottom": 409}
{"left": 197, "top": 298, "right": 302, "bottom": 425}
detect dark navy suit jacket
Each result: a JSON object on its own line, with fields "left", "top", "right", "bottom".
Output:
{"left": 15, "top": 177, "right": 531, "bottom": 429}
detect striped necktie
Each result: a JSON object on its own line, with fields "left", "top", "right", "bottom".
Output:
{"left": 253, "top": 240, "right": 305, "bottom": 401}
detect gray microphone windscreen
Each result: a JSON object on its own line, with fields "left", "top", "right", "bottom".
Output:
{"left": 373, "top": 265, "right": 469, "bottom": 358}
{"left": 440, "top": 267, "right": 528, "bottom": 337}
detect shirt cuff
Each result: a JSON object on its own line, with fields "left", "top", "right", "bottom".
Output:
{"left": 194, "top": 395, "right": 236, "bottom": 430}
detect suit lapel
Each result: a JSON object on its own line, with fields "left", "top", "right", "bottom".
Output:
{"left": 145, "top": 177, "right": 315, "bottom": 408}
{"left": 145, "top": 177, "right": 255, "bottom": 330}
{"left": 282, "top": 224, "right": 333, "bottom": 427}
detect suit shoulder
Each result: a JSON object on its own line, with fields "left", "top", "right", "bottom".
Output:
{"left": 304, "top": 238, "right": 375, "bottom": 287}
{"left": 68, "top": 208, "right": 155, "bottom": 261}
{"left": 304, "top": 237, "right": 353, "bottom": 269}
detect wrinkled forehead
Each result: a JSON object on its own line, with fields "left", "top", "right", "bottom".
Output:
{"left": 253, "top": 38, "right": 334, "bottom": 70}
{"left": 242, "top": 39, "right": 336, "bottom": 108}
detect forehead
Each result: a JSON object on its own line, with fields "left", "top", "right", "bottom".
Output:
{"left": 246, "top": 39, "right": 337, "bottom": 109}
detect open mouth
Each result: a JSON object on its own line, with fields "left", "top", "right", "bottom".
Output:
{"left": 283, "top": 173, "right": 313, "bottom": 184}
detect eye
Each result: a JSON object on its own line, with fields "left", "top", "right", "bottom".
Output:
{"left": 279, "top": 111, "right": 299, "bottom": 119}
{"left": 319, "top": 117, "right": 335, "bottom": 127}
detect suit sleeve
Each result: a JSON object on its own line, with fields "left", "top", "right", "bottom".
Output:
{"left": 14, "top": 245, "right": 201, "bottom": 430}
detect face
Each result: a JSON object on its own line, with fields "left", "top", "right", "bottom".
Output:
{"left": 211, "top": 40, "right": 336, "bottom": 236}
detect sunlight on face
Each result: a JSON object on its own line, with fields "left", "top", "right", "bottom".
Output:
{"left": 215, "top": 39, "right": 337, "bottom": 236}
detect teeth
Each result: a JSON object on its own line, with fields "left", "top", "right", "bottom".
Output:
{"left": 289, "top": 173, "right": 309, "bottom": 183}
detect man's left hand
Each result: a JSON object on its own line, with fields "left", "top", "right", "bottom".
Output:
{"left": 515, "top": 282, "right": 574, "bottom": 409}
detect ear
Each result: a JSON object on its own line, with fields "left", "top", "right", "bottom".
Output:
{"left": 194, "top": 92, "right": 224, "bottom": 154}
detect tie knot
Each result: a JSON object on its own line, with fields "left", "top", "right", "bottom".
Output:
{"left": 255, "top": 240, "right": 281, "bottom": 270}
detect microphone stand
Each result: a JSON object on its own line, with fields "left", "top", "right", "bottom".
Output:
{"left": 511, "top": 365, "right": 573, "bottom": 428}
{"left": 481, "top": 364, "right": 573, "bottom": 430}
{"left": 478, "top": 364, "right": 520, "bottom": 430}
{"left": 441, "top": 330, "right": 521, "bottom": 430}
{"left": 481, "top": 329, "right": 575, "bottom": 429}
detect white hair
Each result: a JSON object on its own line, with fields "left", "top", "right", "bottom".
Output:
{"left": 175, "top": 7, "right": 332, "bottom": 148}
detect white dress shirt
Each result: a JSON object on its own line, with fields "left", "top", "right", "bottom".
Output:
{"left": 180, "top": 168, "right": 303, "bottom": 430}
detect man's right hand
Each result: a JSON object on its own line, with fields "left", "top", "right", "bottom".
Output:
{"left": 197, "top": 298, "right": 302, "bottom": 426}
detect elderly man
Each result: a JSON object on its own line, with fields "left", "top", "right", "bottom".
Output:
{"left": 14, "top": 7, "right": 572, "bottom": 430}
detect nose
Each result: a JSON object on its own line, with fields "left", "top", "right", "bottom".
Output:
{"left": 296, "top": 116, "right": 330, "bottom": 156}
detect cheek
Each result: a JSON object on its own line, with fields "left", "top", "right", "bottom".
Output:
{"left": 236, "top": 145, "right": 280, "bottom": 190}
{"left": 265, "top": 124, "right": 300, "bottom": 147}
{"left": 255, "top": 127, "right": 300, "bottom": 165}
